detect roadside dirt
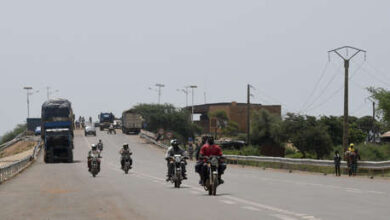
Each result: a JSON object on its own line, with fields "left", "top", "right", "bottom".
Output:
{"left": 0, "top": 141, "right": 36, "bottom": 158}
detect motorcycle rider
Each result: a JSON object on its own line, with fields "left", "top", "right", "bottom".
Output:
{"left": 119, "top": 143, "right": 133, "bottom": 169}
{"left": 87, "top": 144, "right": 101, "bottom": 172}
{"left": 165, "top": 139, "right": 187, "bottom": 181}
{"left": 199, "top": 136, "right": 226, "bottom": 184}
{"left": 195, "top": 136, "right": 208, "bottom": 184}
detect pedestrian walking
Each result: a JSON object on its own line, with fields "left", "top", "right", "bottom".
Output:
{"left": 334, "top": 150, "right": 341, "bottom": 176}
{"left": 187, "top": 140, "right": 194, "bottom": 160}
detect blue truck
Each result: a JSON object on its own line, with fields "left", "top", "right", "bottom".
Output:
{"left": 41, "top": 99, "right": 74, "bottom": 163}
{"left": 99, "top": 112, "right": 115, "bottom": 131}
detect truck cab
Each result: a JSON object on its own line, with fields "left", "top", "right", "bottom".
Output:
{"left": 44, "top": 128, "right": 73, "bottom": 163}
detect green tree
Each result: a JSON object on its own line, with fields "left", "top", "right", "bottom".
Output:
{"left": 283, "top": 113, "right": 332, "bottom": 158}
{"left": 368, "top": 87, "right": 390, "bottom": 130}
{"left": 319, "top": 116, "right": 343, "bottom": 146}
{"left": 132, "top": 104, "right": 201, "bottom": 141}
{"left": 222, "top": 121, "right": 240, "bottom": 136}
{"left": 251, "top": 109, "right": 285, "bottom": 147}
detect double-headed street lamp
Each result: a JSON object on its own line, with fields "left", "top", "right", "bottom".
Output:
{"left": 176, "top": 86, "right": 189, "bottom": 107}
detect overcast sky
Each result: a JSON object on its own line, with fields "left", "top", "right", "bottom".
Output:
{"left": 1, "top": 0, "right": 390, "bottom": 135}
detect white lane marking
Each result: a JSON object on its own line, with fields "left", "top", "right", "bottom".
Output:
{"left": 242, "top": 206, "right": 261, "bottom": 212}
{"left": 220, "top": 200, "right": 236, "bottom": 205}
{"left": 302, "top": 216, "right": 317, "bottom": 220}
{"left": 272, "top": 214, "right": 299, "bottom": 220}
{"left": 127, "top": 171, "right": 320, "bottom": 220}
{"left": 223, "top": 196, "right": 321, "bottom": 220}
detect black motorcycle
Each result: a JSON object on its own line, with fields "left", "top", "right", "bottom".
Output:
{"left": 203, "top": 156, "right": 224, "bottom": 195}
{"left": 122, "top": 154, "right": 132, "bottom": 174}
{"left": 168, "top": 155, "right": 187, "bottom": 188}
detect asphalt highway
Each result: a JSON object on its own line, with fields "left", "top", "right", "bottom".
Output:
{"left": 0, "top": 130, "right": 389, "bottom": 220}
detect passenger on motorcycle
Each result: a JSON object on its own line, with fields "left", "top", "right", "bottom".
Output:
{"left": 165, "top": 139, "right": 187, "bottom": 181}
{"left": 87, "top": 144, "right": 101, "bottom": 171}
{"left": 195, "top": 135, "right": 208, "bottom": 183}
{"left": 119, "top": 143, "right": 133, "bottom": 169}
{"left": 97, "top": 139, "right": 103, "bottom": 149}
{"left": 197, "top": 136, "right": 226, "bottom": 185}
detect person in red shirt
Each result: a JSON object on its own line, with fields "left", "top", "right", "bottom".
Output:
{"left": 197, "top": 136, "right": 227, "bottom": 185}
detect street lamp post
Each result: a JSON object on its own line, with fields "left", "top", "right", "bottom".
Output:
{"left": 23, "top": 87, "right": 39, "bottom": 119}
{"left": 155, "top": 83, "right": 165, "bottom": 104}
{"left": 189, "top": 85, "right": 197, "bottom": 122}
{"left": 177, "top": 87, "right": 189, "bottom": 107}
{"left": 23, "top": 87, "right": 32, "bottom": 118}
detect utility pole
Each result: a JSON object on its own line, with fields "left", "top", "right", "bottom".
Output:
{"left": 155, "top": 83, "right": 165, "bottom": 104}
{"left": 189, "top": 85, "right": 197, "bottom": 123}
{"left": 247, "top": 84, "right": 255, "bottom": 145}
{"left": 204, "top": 92, "right": 206, "bottom": 104}
{"left": 328, "top": 46, "right": 366, "bottom": 150}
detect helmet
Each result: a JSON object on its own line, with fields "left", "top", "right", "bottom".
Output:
{"left": 123, "top": 143, "right": 129, "bottom": 149}
{"left": 99, "top": 139, "right": 102, "bottom": 142}
{"left": 170, "top": 139, "right": 179, "bottom": 147}
{"left": 350, "top": 143, "right": 354, "bottom": 147}
{"left": 91, "top": 144, "right": 97, "bottom": 150}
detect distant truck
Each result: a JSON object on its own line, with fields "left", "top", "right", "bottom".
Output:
{"left": 122, "top": 110, "right": 143, "bottom": 134}
{"left": 41, "top": 99, "right": 74, "bottom": 139}
{"left": 43, "top": 128, "right": 73, "bottom": 163}
{"left": 99, "top": 112, "right": 115, "bottom": 131}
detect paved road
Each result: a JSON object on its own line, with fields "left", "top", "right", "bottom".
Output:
{"left": 0, "top": 130, "right": 389, "bottom": 220}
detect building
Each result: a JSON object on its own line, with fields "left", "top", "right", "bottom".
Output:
{"left": 187, "top": 102, "right": 281, "bottom": 134}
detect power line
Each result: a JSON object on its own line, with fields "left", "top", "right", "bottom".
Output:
{"left": 300, "top": 61, "right": 330, "bottom": 112}
{"left": 302, "top": 62, "right": 343, "bottom": 112}
{"left": 304, "top": 61, "right": 365, "bottom": 112}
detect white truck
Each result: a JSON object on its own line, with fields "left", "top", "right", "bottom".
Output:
{"left": 121, "top": 110, "right": 143, "bottom": 134}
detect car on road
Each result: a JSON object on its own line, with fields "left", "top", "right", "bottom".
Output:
{"left": 84, "top": 126, "right": 96, "bottom": 136}
{"left": 34, "top": 126, "right": 41, "bottom": 136}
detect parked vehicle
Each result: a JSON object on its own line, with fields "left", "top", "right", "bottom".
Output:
{"left": 168, "top": 155, "right": 186, "bottom": 188}
{"left": 122, "top": 109, "right": 143, "bottom": 134}
{"left": 99, "top": 112, "right": 115, "bottom": 131}
{"left": 84, "top": 126, "right": 96, "bottom": 136}
{"left": 44, "top": 128, "right": 73, "bottom": 163}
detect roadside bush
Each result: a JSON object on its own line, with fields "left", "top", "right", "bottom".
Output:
{"left": 0, "top": 124, "right": 26, "bottom": 144}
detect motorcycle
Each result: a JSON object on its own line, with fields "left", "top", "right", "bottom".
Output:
{"left": 107, "top": 127, "right": 116, "bottom": 134}
{"left": 90, "top": 156, "right": 100, "bottom": 177}
{"left": 203, "top": 156, "right": 224, "bottom": 196}
{"left": 97, "top": 143, "right": 103, "bottom": 151}
{"left": 169, "top": 155, "right": 187, "bottom": 188}
{"left": 122, "top": 154, "right": 132, "bottom": 174}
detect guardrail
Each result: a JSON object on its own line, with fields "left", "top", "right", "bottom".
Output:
{"left": 139, "top": 130, "right": 390, "bottom": 171}
{"left": 0, "top": 140, "right": 42, "bottom": 183}
{"left": 0, "top": 132, "right": 26, "bottom": 151}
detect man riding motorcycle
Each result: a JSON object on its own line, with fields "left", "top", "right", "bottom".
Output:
{"left": 195, "top": 136, "right": 208, "bottom": 183}
{"left": 197, "top": 136, "right": 226, "bottom": 185}
{"left": 119, "top": 143, "right": 133, "bottom": 169}
{"left": 165, "top": 139, "right": 187, "bottom": 181}
{"left": 87, "top": 144, "right": 101, "bottom": 172}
